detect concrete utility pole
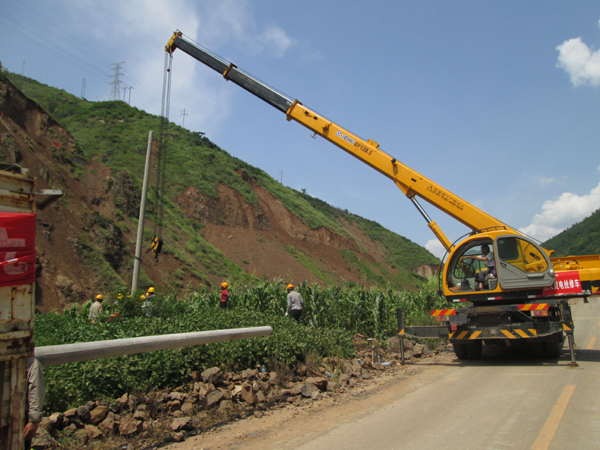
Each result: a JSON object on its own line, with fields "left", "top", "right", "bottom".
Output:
{"left": 81, "top": 77, "right": 86, "bottom": 99}
{"left": 35, "top": 326, "right": 273, "bottom": 367}
{"left": 280, "top": 170, "right": 284, "bottom": 184}
{"left": 131, "top": 131, "right": 153, "bottom": 294}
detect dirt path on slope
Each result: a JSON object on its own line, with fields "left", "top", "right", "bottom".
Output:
{"left": 163, "top": 351, "right": 456, "bottom": 450}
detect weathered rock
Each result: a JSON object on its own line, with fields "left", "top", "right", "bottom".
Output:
{"left": 361, "top": 370, "right": 372, "bottom": 379}
{"left": 219, "top": 400, "right": 233, "bottom": 412}
{"left": 253, "top": 411, "right": 263, "bottom": 419}
{"left": 291, "top": 383, "right": 304, "bottom": 395}
{"left": 45, "top": 412, "right": 64, "bottom": 429}
{"left": 352, "top": 359, "right": 362, "bottom": 374}
{"left": 31, "top": 427, "right": 56, "bottom": 449}
{"left": 305, "top": 377, "right": 328, "bottom": 391}
{"left": 63, "top": 408, "right": 78, "bottom": 418}
{"left": 133, "top": 410, "right": 149, "bottom": 421}
{"left": 169, "top": 391, "right": 185, "bottom": 401}
{"left": 166, "top": 400, "right": 181, "bottom": 411}
{"left": 301, "top": 383, "right": 320, "bottom": 398}
{"left": 172, "top": 410, "right": 184, "bottom": 418}
{"left": 241, "top": 382, "right": 255, "bottom": 405}
{"left": 86, "top": 401, "right": 96, "bottom": 411}
{"left": 296, "top": 362, "right": 308, "bottom": 376}
{"left": 119, "top": 417, "right": 142, "bottom": 436}
{"left": 201, "top": 367, "right": 222, "bottom": 385}
{"left": 98, "top": 412, "right": 118, "bottom": 435}
{"left": 342, "top": 362, "right": 354, "bottom": 376}
{"left": 268, "top": 371, "right": 280, "bottom": 385}
{"left": 85, "top": 424, "right": 103, "bottom": 440}
{"left": 181, "top": 402, "right": 194, "bottom": 415}
{"left": 90, "top": 405, "right": 109, "bottom": 424}
{"left": 339, "top": 374, "right": 350, "bottom": 386}
{"left": 62, "top": 423, "right": 77, "bottom": 435}
{"left": 327, "top": 381, "right": 340, "bottom": 392}
{"left": 170, "top": 416, "right": 192, "bottom": 432}
{"left": 72, "top": 428, "right": 89, "bottom": 444}
{"left": 255, "top": 390, "right": 266, "bottom": 403}
{"left": 206, "top": 389, "right": 225, "bottom": 407}
{"left": 191, "top": 370, "right": 201, "bottom": 381}
{"left": 311, "top": 391, "right": 320, "bottom": 401}
{"left": 241, "top": 368, "right": 256, "bottom": 380}
{"left": 173, "top": 431, "right": 185, "bottom": 442}
{"left": 280, "top": 389, "right": 293, "bottom": 397}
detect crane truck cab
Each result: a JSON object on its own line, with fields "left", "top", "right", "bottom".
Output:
{"left": 444, "top": 232, "right": 556, "bottom": 303}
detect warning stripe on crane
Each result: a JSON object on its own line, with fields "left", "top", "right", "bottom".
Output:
{"left": 518, "top": 303, "right": 549, "bottom": 311}
{"left": 431, "top": 309, "right": 456, "bottom": 317}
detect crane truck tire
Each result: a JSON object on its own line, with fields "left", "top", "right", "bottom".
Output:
{"left": 544, "top": 338, "right": 563, "bottom": 359}
{"left": 453, "top": 343, "right": 469, "bottom": 359}
{"left": 466, "top": 341, "right": 483, "bottom": 359}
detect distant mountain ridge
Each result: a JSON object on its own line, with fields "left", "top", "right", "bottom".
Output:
{"left": 543, "top": 208, "right": 600, "bottom": 257}
{"left": 0, "top": 70, "right": 438, "bottom": 312}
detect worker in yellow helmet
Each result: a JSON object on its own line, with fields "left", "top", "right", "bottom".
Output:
{"left": 220, "top": 282, "right": 230, "bottom": 309}
{"left": 145, "top": 286, "right": 156, "bottom": 299}
{"left": 89, "top": 294, "right": 104, "bottom": 323}
{"left": 285, "top": 284, "right": 303, "bottom": 322}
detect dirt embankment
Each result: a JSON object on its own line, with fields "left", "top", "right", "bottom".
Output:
{"left": 1, "top": 75, "right": 437, "bottom": 313}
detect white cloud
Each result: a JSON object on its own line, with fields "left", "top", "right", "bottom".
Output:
{"left": 538, "top": 176, "right": 555, "bottom": 185}
{"left": 556, "top": 37, "right": 600, "bottom": 87}
{"left": 425, "top": 239, "right": 446, "bottom": 260}
{"left": 520, "top": 182, "right": 600, "bottom": 241}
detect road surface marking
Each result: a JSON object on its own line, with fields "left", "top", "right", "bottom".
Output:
{"left": 531, "top": 385, "right": 576, "bottom": 450}
{"left": 586, "top": 337, "right": 596, "bottom": 350}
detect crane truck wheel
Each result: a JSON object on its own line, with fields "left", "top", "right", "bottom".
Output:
{"left": 466, "top": 340, "right": 483, "bottom": 359}
{"left": 544, "top": 340, "right": 562, "bottom": 359}
{"left": 452, "top": 343, "right": 469, "bottom": 360}
{"left": 530, "top": 342, "right": 545, "bottom": 359}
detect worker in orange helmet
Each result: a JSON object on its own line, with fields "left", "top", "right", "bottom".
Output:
{"left": 89, "top": 294, "right": 104, "bottom": 323}
{"left": 285, "top": 284, "right": 303, "bottom": 322}
{"left": 220, "top": 282, "right": 230, "bottom": 309}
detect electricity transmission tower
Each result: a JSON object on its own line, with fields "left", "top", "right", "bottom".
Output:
{"left": 180, "top": 108, "right": 188, "bottom": 126}
{"left": 109, "top": 62, "right": 125, "bottom": 100}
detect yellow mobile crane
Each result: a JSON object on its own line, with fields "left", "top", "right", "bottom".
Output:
{"left": 165, "top": 31, "right": 600, "bottom": 362}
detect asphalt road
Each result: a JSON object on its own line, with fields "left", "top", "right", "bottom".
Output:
{"left": 294, "top": 298, "right": 600, "bottom": 450}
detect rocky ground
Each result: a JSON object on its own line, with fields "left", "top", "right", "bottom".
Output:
{"left": 32, "top": 338, "right": 449, "bottom": 449}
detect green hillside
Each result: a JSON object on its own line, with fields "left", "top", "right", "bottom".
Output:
{"left": 543, "top": 208, "right": 600, "bottom": 257}
{"left": 4, "top": 71, "right": 438, "bottom": 291}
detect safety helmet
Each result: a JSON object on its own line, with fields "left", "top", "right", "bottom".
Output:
{"left": 140, "top": 295, "right": 146, "bottom": 300}
{"left": 221, "top": 282, "right": 229, "bottom": 289}
{"left": 117, "top": 293, "right": 123, "bottom": 299}
{"left": 286, "top": 284, "right": 294, "bottom": 290}
{"left": 96, "top": 294, "right": 104, "bottom": 301}
{"left": 148, "top": 287, "right": 155, "bottom": 293}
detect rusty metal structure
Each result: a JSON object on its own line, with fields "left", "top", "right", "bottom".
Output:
{"left": 0, "top": 165, "right": 36, "bottom": 450}
{"left": 0, "top": 165, "right": 61, "bottom": 449}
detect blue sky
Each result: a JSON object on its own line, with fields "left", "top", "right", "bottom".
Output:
{"left": 1, "top": 0, "right": 599, "bottom": 259}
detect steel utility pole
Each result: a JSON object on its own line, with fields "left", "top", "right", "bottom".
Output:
{"left": 131, "top": 130, "right": 153, "bottom": 294}
{"left": 181, "top": 108, "right": 188, "bottom": 126}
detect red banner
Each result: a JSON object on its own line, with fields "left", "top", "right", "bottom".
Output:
{"left": 0, "top": 213, "right": 36, "bottom": 288}
{"left": 542, "top": 270, "right": 582, "bottom": 296}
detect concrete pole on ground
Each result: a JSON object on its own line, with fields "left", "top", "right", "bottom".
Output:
{"left": 131, "top": 130, "right": 153, "bottom": 294}
{"left": 34, "top": 326, "right": 273, "bottom": 367}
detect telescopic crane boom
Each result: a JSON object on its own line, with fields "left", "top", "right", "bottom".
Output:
{"left": 166, "top": 32, "right": 517, "bottom": 253}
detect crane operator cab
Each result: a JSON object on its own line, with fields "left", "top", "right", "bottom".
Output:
{"left": 445, "top": 234, "right": 556, "bottom": 300}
